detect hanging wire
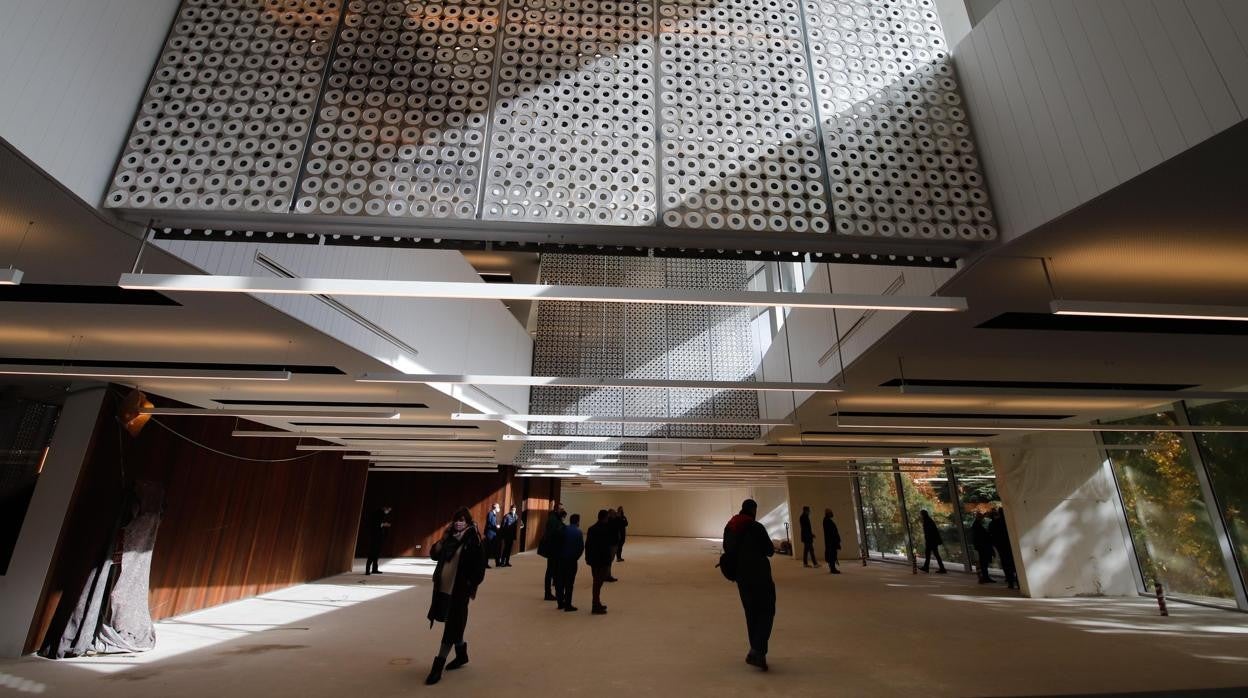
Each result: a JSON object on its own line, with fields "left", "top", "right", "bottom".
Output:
{"left": 9, "top": 220, "right": 34, "bottom": 267}
{"left": 147, "top": 418, "right": 322, "bottom": 463}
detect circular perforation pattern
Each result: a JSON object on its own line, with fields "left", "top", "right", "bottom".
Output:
{"left": 105, "top": 0, "right": 340, "bottom": 211}
{"left": 483, "top": 0, "right": 658, "bottom": 226}
{"left": 656, "top": 0, "right": 829, "bottom": 234}
{"left": 296, "top": 0, "right": 502, "bottom": 218}
{"left": 804, "top": 0, "right": 997, "bottom": 240}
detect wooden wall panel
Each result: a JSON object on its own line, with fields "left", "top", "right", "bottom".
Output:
{"left": 358, "top": 469, "right": 559, "bottom": 558}
{"left": 28, "top": 392, "right": 369, "bottom": 651}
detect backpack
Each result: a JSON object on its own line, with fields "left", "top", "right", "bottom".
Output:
{"left": 717, "top": 550, "right": 737, "bottom": 581}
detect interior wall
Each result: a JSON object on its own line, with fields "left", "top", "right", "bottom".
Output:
{"left": 0, "top": 0, "right": 179, "bottom": 203}
{"left": 562, "top": 487, "right": 787, "bottom": 539}
{"left": 357, "top": 468, "right": 563, "bottom": 558}
{"left": 28, "top": 392, "right": 368, "bottom": 652}
{"left": 991, "top": 432, "right": 1137, "bottom": 598}
{"left": 785, "top": 476, "right": 862, "bottom": 561}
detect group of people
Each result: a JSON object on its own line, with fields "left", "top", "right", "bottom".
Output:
{"left": 483, "top": 502, "right": 523, "bottom": 568}
{"left": 537, "top": 502, "right": 628, "bottom": 615}
{"left": 916, "top": 507, "right": 1016, "bottom": 589}
{"left": 797, "top": 506, "right": 843, "bottom": 574}
{"left": 971, "top": 506, "right": 1018, "bottom": 588}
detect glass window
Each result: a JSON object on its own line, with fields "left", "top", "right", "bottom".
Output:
{"left": 952, "top": 450, "right": 1000, "bottom": 573}
{"left": 1103, "top": 411, "right": 1235, "bottom": 603}
{"left": 858, "top": 469, "right": 909, "bottom": 560}
{"left": 898, "top": 462, "right": 966, "bottom": 565}
{"left": 1184, "top": 400, "right": 1248, "bottom": 592}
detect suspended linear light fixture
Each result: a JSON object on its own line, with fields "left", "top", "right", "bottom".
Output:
{"left": 118, "top": 273, "right": 968, "bottom": 312}
{"left": 360, "top": 373, "right": 842, "bottom": 392}
{"left": 454, "top": 413, "right": 790, "bottom": 426}
{"left": 0, "top": 268, "right": 22, "bottom": 285}
{"left": 504, "top": 435, "right": 760, "bottom": 444}
{"left": 0, "top": 364, "right": 291, "bottom": 381}
{"left": 139, "top": 407, "right": 401, "bottom": 420}
{"left": 1051, "top": 299, "right": 1248, "bottom": 322}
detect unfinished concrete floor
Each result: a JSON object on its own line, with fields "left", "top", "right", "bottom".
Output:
{"left": 3, "top": 537, "right": 1248, "bottom": 697}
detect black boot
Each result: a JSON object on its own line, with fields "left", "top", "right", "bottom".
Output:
{"left": 425, "top": 656, "right": 446, "bottom": 685}
{"left": 446, "top": 643, "right": 469, "bottom": 670}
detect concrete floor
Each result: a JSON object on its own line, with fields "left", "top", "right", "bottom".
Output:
{"left": 3, "top": 537, "right": 1248, "bottom": 697}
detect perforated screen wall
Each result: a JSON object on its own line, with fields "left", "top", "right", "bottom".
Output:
{"left": 105, "top": 0, "right": 996, "bottom": 248}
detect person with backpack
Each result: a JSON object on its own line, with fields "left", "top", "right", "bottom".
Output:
{"left": 537, "top": 503, "right": 566, "bottom": 601}
{"left": 424, "top": 507, "right": 487, "bottom": 686}
{"left": 721, "top": 499, "right": 775, "bottom": 672}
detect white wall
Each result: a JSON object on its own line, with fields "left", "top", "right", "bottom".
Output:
{"left": 0, "top": 387, "right": 106, "bottom": 657}
{"left": 990, "top": 432, "right": 1138, "bottom": 598}
{"left": 954, "top": 0, "right": 1248, "bottom": 242}
{"left": 153, "top": 240, "right": 533, "bottom": 414}
{"left": 785, "top": 476, "right": 862, "bottom": 561}
{"left": 0, "top": 0, "right": 179, "bottom": 204}
{"left": 562, "top": 487, "right": 785, "bottom": 540}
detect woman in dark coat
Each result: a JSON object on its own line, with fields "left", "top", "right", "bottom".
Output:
{"left": 425, "top": 507, "right": 487, "bottom": 685}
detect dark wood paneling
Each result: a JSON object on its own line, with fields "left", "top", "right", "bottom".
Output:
{"left": 27, "top": 391, "right": 368, "bottom": 652}
{"left": 520, "top": 477, "right": 561, "bottom": 552}
{"left": 357, "top": 467, "right": 559, "bottom": 558}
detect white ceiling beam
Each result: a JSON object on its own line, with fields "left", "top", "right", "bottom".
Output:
{"left": 360, "top": 373, "right": 842, "bottom": 392}
{"left": 118, "top": 273, "right": 968, "bottom": 312}
{"left": 835, "top": 417, "right": 1248, "bottom": 433}
{"left": 503, "top": 435, "right": 760, "bottom": 444}
{"left": 454, "top": 413, "right": 790, "bottom": 426}
{"left": 231, "top": 429, "right": 476, "bottom": 440}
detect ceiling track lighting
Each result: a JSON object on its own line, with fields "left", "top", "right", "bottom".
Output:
{"left": 1050, "top": 299, "right": 1248, "bottom": 322}
{"left": 0, "top": 364, "right": 291, "bottom": 382}
{"left": 360, "top": 373, "right": 842, "bottom": 393}
{"left": 231, "top": 430, "right": 469, "bottom": 440}
{"left": 344, "top": 455, "right": 497, "bottom": 463}
{"left": 118, "top": 273, "right": 968, "bottom": 312}
{"left": 140, "top": 407, "right": 401, "bottom": 420}
{"left": 455, "top": 413, "right": 791, "bottom": 426}
{"left": 0, "top": 268, "right": 22, "bottom": 285}
{"left": 370, "top": 466, "right": 499, "bottom": 473}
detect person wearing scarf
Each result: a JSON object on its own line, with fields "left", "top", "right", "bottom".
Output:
{"left": 425, "top": 507, "right": 487, "bottom": 685}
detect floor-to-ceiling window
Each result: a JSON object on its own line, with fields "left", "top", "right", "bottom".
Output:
{"left": 898, "top": 463, "right": 966, "bottom": 566}
{"left": 1184, "top": 400, "right": 1248, "bottom": 592}
{"left": 1102, "top": 411, "right": 1236, "bottom": 603}
{"left": 859, "top": 469, "right": 908, "bottom": 559}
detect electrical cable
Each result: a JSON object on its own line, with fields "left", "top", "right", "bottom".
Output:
{"left": 147, "top": 417, "right": 321, "bottom": 463}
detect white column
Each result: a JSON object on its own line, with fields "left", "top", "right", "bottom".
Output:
{"left": 0, "top": 385, "right": 106, "bottom": 657}
{"left": 784, "top": 476, "right": 861, "bottom": 562}
{"left": 990, "top": 432, "right": 1138, "bottom": 598}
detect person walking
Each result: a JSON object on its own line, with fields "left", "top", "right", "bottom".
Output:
{"left": 484, "top": 502, "right": 500, "bottom": 569}
{"left": 424, "top": 507, "right": 487, "bottom": 686}
{"left": 722, "top": 499, "right": 776, "bottom": 672}
{"left": 585, "top": 509, "right": 613, "bottom": 614}
{"left": 498, "top": 504, "right": 521, "bottom": 567}
{"left": 604, "top": 509, "right": 620, "bottom": 582}
{"left": 615, "top": 506, "right": 629, "bottom": 562}
{"left": 918, "top": 510, "right": 947, "bottom": 573}
{"left": 972, "top": 511, "right": 996, "bottom": 584}
{"left": 363, "top": 504, "right": 392, "bottom": 575}
{"left": 990, "top": 507, "right": 1018, "bottom": 589}
{"left": 798, "top": 505, "right": 818, "bottom": 568}
{"left": 822, "top": 508, "right": 842, "bottom": 574}
{"left": 538, "top": 503, "right": 566, "bottom": 601}
{"left": 556, "top": 513, "right": 584, "bottom": 612}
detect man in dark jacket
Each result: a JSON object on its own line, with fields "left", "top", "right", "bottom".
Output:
{"left": 822, "top": 508, "right": 842, "bottom": 574}
{"left": 990, "top": 507, "right": 1018, "bottom": 589}
{"left": 918, "top": 510, "right": 947, "bottom": 573}
{"left": 537, "top": 503, "right": 566, "bottom": 601}
{"left": 484, "top": 502, "right": 500, "bottom": 569}
{"left": 724, "top": 499, "right": 775, "bottom": 672}
{"left": 585, "top": 509, "right": 613, "bottom": 614}
{"left": 498, "top": 504, "right": 521, "bottom": 567}
{"left": 798, "top": 505, "right": 817, "bottom": 568}
{"left": 972, "top": 512, "right": 996, "bottom": 583}
{"left": 556, "top": 513, "right": 584, "bottom": 611}
{"left": 615, "top": 506, "right": 629, "bottom": 562}
{"left": 364, "top": 504, "right": 392, "bottom": 575}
